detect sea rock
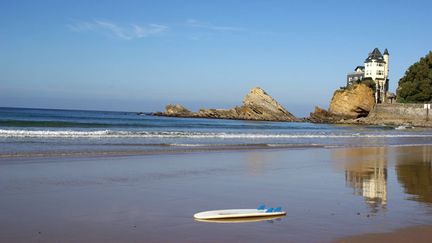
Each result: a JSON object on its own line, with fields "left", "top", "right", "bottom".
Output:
{"left": 238, "top": 87, "right": 296, "bottom": 121}
{"left": 164, "top": 104, "right": 192, "bottom": 116}
{"left": 309, "top": 106, "right": 341, "bottom": 123}
{"left": 329, "top": 84, "right": 375, "bottom": 119}
{"left": 154, "top": 87, "right": 297, "bottom": 122}
{"left": 197, "top": 108, "right": 239, "bottom": 119}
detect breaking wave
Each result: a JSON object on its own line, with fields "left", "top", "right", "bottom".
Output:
{"left": 1, "top": 129, "right": 432, "bottom": 139}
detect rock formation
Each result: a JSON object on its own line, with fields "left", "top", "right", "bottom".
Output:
{"left": 165, "top": 104, "right": 192, "bottom": 116}
{"left": 329, "top": 83, "right": 375, "bottom": 119}
{"left": 154, "top": 87, "right": 297, "bottom": 122}
{"left": 309, "top": 106, "right": 343, "bottom": 123}
{"left": 309, "top": 83, "right": 375, "bottom": 123}
{"left": 238, "top": 87, "right": 295, "bottom": 121}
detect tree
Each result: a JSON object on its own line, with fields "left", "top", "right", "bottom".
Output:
{"left": 397, "top": 51, "right": 432, "bottom": 103}
{"left": 358, "top": 77, "right": 376, "bottom": 92}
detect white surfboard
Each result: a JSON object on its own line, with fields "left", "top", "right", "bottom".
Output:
{"left": 193, "top": 208, "right": 286, "bottom": 220}
{"left": 195, "top": 215, "right": 286, "bottom": 223}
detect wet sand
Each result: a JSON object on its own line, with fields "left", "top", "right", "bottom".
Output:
{"left": 337, "top": 225, "right": 432, "bottom": 243}
{"left": 1, "top": 145, "right": 432, "bottom": 242}
{"left": 0, "top": 143, "right": 325, "bottom": 159}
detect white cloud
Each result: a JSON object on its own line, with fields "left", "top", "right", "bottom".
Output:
{"left": 67, "top": 20, "right": 168, "bottom": 40}
{"left": 185, "top": 19, "right": 246, "bottom": 32}
{"left": 132, "top": 24, "right": 168, "bottom": 38}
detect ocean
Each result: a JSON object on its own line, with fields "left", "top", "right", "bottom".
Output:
{"left": 1, "top": 107, "right": 432, "bottom": 157}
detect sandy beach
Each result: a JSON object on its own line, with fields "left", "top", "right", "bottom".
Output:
{"left": 1, "top": 145, "right": 432, "bottom": 242}
{"left": 337, "top": 225, "right": 432, "bottom": 243}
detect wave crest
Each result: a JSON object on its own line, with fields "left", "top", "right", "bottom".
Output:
{"left": 1, "top": 129, "right": 432, "bottom": 139}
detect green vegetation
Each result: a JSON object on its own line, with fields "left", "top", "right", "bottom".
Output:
{"left": 357, "top": 77, "right": 376, "bottom": 92}
{"left": 340, "top": 79, "right": 376, "bottom": 93}
{"left": 397, "top": 159, "right": 432, "bottom": 203}
{"left": 397, "top": 51, "right": 432, "bottom": 103}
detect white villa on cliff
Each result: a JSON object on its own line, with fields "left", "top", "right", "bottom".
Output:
{"left": 347, "top": 48, "right": 390, "bottom": 103}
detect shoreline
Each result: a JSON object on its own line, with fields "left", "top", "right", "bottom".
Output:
{"left": 0, "top": 143, "right": 326, "bottom": 160}
{"left": 2, "top": 142, "right": 432, "bottom": 160}
{"left": 152, "top": 112, "right": 432, "bottom": 128}
{"left": 333, "top": 117, "right": 432, "bottom": 128}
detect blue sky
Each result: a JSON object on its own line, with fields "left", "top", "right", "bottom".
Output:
{"left": 1, "top": 0, "right": 431, "bottom": 116}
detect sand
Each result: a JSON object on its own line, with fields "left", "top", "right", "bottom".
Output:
{"left": 337, "top": 225, "right": 432, "bottom": 243}
{"left": 1, "top": 145, "right": 432, "bottom": 242}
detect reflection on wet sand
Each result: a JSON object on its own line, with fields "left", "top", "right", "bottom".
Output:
{"left": 396, "top": 146, "right": 432, "bottom": 204}
{"left": 332, "top": 147, "right": 388, "bottom": 213}
{"left": 242, "top": 151, "right": 272, "bottom": 175}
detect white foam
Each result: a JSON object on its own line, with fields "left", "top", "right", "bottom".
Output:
{"left": 169, "top": 143, "right": 208, "bottom": 147}
{"left": 1, "top": 129, "right": 432, "bottom": 139}
{"left": 0, "top": 129, "right": 112, "bottom": 138}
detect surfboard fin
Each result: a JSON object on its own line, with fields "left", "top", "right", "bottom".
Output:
{"left": 266, "top": 207, "right": 274, "bottom": 213}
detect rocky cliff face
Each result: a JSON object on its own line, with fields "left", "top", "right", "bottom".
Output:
{"left": 309, "top": 83, "right": 375, "bottom": 123}
{"left": 154, "top": 87, "right": 297, "bottom": 122}
{"left": 238, "top": 88, "right": 295, "bottom": 121}
{"left": 329, "top": 84, "right": 375, "bottom": 119}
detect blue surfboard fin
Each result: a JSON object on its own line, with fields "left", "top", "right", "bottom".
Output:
{"left": 257, "top": 204, "right": 266, "bottom": 210}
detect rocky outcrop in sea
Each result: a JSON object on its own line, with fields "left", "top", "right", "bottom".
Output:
{"left": 309, "top": 83, "right": 375, "bottom": 123}
{"left": 153, "top": 87, "right": 297, "bottom": 122}
{"left": 329, "top": 84, "right": 375, "bottom": 118}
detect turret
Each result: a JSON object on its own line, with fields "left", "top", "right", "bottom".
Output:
{"left": 383, "top": 48, "right": 389, "bottom": 78}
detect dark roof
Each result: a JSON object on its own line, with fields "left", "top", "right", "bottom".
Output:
{"left": 383, "top": 48, "right": 389, "bottom": 55}
{"left": 355, "top": 66, "right": 365, "bottom": 71}
{"left": 365, "top": 48, "right": 385, "bottom": 63}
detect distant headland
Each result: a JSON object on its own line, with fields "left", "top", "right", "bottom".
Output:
{"left": 310, "top": 48, "right": 432, "bottom": 127}
{"left": 153, "top": 49, "right": 432, "bottom": 127}
{"left": 153, "top": 87, "right": 297, "bottom": 122}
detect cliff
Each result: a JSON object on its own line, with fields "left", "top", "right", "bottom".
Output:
{"left": 154, "top": 87, "right": 297, "bottom": 122}
{"left": 309, "top": 83, "right": 375, "bottom": 122}
{"left": 329, "top": 84, "right": 375, "bottom": 119}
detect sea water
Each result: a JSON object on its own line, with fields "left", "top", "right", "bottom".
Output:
{"left": 1, "top": 107, "right": 432, "bottom": 155}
